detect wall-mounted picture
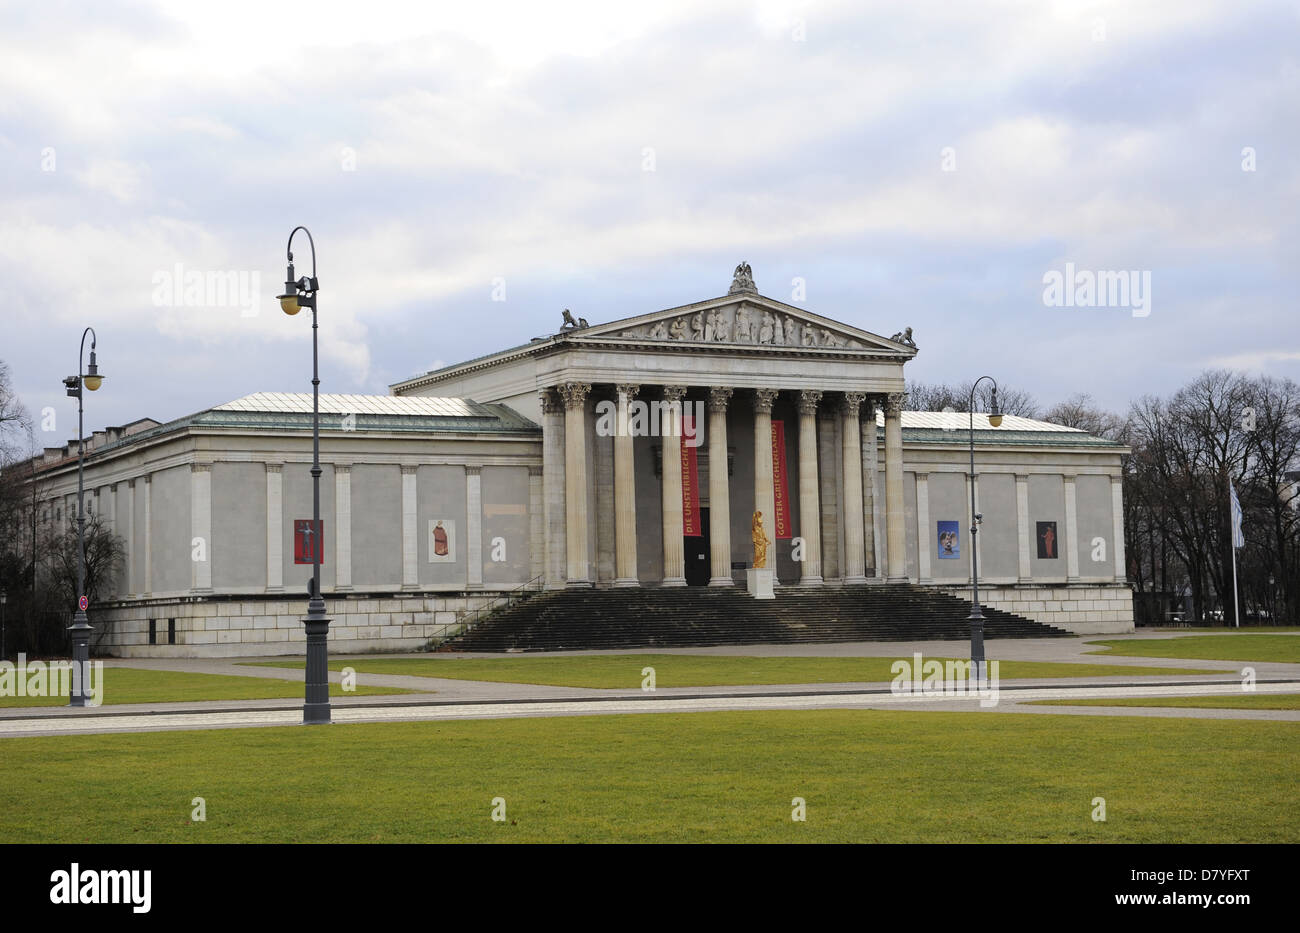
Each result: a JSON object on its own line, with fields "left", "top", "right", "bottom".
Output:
{"left": 428, "top": 519, "right": 456, "bottom": 563}
{"left": 1036, "top": 521, "right": 1059, "bottom": 559}
{"left": 936, "top": 520, "right": 960, "bottom": 559}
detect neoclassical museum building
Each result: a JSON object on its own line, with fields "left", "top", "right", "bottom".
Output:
{"left": 29, "top": 265, "right": 1134, "bottom": 656}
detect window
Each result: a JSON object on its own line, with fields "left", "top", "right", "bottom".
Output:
{"left": 167, "top": 619, "right": 176, "bottom": 645}
{"left": 148, "top": 619, "right": 156, "bottom": 645}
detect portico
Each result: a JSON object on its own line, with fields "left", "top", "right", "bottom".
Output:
{"left": 395, "top": 266, "right": 916, "bottom": 589}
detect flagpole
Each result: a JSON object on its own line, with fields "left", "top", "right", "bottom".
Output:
{"left": 1230, "top": 474, "right": 1240, "bottom": 629}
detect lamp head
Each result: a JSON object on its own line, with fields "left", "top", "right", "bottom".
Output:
{"left": 279, "top": 259, "right": 301, "bottom": 315}
{"left": 988, "top": 387, "right": 1003, "bottom": 427}
{"left": 83, "top": 350, "right": 103, "bottom": 391}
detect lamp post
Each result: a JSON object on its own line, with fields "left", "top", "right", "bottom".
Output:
{"left": 966, "top": 376, "right": 1003, "bottom": 684}
{"left": 277, "top": 226, "right": 331, "bottom": 725}
{"left": 1, "top": 589, "right": 7, "bottom": 660}
{"left": 62, "top": 328, "right": 104, "bottom": 706}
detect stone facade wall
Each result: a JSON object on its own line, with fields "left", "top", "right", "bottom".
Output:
{"left": 89, "top": 591, "right": 515, "bottom": 658}
{"left": 935, "top": 583, "right": 1135, "bottom": 635}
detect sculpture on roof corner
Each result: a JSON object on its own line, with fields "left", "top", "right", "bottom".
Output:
{"left": 560, "top": 309, "right": 589, "bottom": 330}
{"left": 890, "top": 326, "right": 916, "bottom": 347}
{"left": 729, "top": 261, "right": 757, "bottom": 296}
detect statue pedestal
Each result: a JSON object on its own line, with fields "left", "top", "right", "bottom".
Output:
{"left": 746, "top": 568, "right": 775, "bottom": 600}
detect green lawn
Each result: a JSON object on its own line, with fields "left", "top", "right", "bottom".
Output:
{"left": 0, "top": 710, "right": 1294, "bottom": 843}
{"left": 1029, "top": 694, "right": 1300, "bottom": 711}
{"left": 247, "top": 654, "right": 1215, "bottom": 688}
{"left": 0, "top": 666, "right": 414, "bottom": 708}
{"left": 1086, "top": 634, "right": 1300, "bottom": 664}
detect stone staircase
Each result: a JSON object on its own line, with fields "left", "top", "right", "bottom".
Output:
{"left": 438, "top": 583, "right": 1069, "bottom": 652}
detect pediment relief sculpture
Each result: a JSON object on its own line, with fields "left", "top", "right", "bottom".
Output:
{"left": 613, "top": 306, "right": 868, "bottom": 349}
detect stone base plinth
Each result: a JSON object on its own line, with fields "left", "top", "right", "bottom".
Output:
{"left": 746, "top": 568, "right": 775, "bottom": 600}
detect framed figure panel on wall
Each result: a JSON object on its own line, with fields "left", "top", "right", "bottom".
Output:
{"left": 1036, "top": 520, "right": 1059, "bottom": 559}
{"left": 936, "top": 520, "right": 960, "bottom": 559}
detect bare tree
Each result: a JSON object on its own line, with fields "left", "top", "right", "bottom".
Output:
{"left": 905, "top": 380, "right": 1040, "bottom": 417}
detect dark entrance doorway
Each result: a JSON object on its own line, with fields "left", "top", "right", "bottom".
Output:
{"left": 684, "top": 507, "right": 711, "bottom": 586}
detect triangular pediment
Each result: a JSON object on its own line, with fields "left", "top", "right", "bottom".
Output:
{"left": 561, "top": 293, "right": 917, "bottom": 355}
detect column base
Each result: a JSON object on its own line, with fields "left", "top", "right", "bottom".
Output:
{"left": 565, "top": 579, "right": 594, "bottom": 588}
{"left": 843, "top": 575, "right": 868, "bottom": 585}
{"left": 798, "top": 575, "right": 824, "bottom": 586}
{"left": 613, "top": 577, "right": 640, "bottom": 587}
{"left": 708, "top": 576, "right": 735, "bottom": 587}
{"left": 660, "top": 577, "right": 687, "bottom": 587}
{"left": 886, "top": 576, "right": 909, "bottom": 585}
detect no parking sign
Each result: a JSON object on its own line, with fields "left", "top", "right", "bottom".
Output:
{"left": 77, "top": 596, "right": 88, "bottom": 612}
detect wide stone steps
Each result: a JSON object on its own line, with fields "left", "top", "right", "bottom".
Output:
{"left": 440, "top": 584, "right": 1070, "bottom": 652}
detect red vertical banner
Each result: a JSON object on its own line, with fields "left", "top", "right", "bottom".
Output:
{"left": 294, "top": 519, "right": 325, "bottom": 564}
{"left": 771, "top": 420, "right": 791, "bottom": 539}
{"left": 681, "top": 415, "right": 702, "bottom": 536}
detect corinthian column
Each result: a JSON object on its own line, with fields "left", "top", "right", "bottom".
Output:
{"left": 884, "top": 392, "right": 907, "bottom": 582}
{"left": 841, "top": 392, "right": 867, "bottom": 584}
{"left": 752, "top": 388, "right": 779, "bottom": 578}
{"left": 707, "top": 387, "right": 734, "bottom": 586}
{"left": 559, "top": 382, "right": 592, "bottom": 586}
{"left": 614, "top": 384, "right": 640, "bottom": 586}
{"left": 660, "top": 385, "right": 687, "bottom": 586}
{"left": 539, "top": 389, "right": 567, "bottom": 589}
{"left": 797, "top": 390, "right": 823, "bottom": 584}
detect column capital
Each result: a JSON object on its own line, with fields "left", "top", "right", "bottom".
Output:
{"left": 191, "top": 462, "right": 212, "bottom": 474}
{"left": 860, "top": 395, "right": 881, "bottom": 420}
{"left": 1015, "top": 472, "right": 1030, "bottom": 483}
{"left": 538, "top": 388, "right": 564, "bottom": 414}
{"left": 915, "top": 472, "right": 929, "bottom": 482}
{"left": 335, "top": 464, "right": 351, "bottom": 476}
{"left": 1063, "top": 472, "right": 1077, "bottom": 483}
{"left": 885, "top": 393, "right": 905, "bottom": 417}
{"left": 558, "top": 382, "right": 591, "bottom": 410}
{"left": 840, "top": 392, "right": 866, "bottom": 416}
{"left": 616, "top": 383, "right": 641, "bottom": 400}
{"left": 528, "top": 464, "right": 544, "bottom": 477}
{"left": 707, "top": 386, "right": 734, "bottom": 412}
{"left": 464, "top": 465, "right": 482, "bottom": 477}
{"left": 797, "top": 389, "right": 823, "bottom": 415}
{"left": 661, "top": 384, "right": 688, "bottom": 403}
{"left": 401, "top": 464, "right": 419, "bottom": 476}
{"left": 265, "top": 463, "right": 282, "bottom": 475}
{"left": 753, "top": 388, "right": 779, "bottom": 413}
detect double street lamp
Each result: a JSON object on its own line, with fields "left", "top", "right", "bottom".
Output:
{"left": 966, "top": 376, "right": 1003, "bottom": 684}
{"left": 277, "top": 226, "right": 331, "bottom": 725}
{"left": 62, "top": 328, "right": 105, "bottom": 706}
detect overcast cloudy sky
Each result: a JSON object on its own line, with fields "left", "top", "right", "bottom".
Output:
{"left": 1, "top": 0, "right": 1295, "bottom": 444}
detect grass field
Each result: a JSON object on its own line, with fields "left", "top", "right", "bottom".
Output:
{"left": 247, "top": 654, "right": 1217, "bottom": 688}
{"left": 0, "top": 709, "right": 1294, "bottom": 843}
{"left": 1086, "top": 634, "right": 1300, "bottom": 664}
{"left": 0, "top": 666, "right": 414, "bottom": 708}
{"left": 1029, "top": 694, "right": 1300, "bottom": 711}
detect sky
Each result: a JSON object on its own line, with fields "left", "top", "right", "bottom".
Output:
{"left": 1, "top": 0, "right": 1296, "bottom": 449}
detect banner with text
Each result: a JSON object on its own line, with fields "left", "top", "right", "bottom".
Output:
{"left": 771, "top": 420, "right": 791, "bottom": 539}
{"left": 682, "top": 415, "right": 702, "bottom": 536}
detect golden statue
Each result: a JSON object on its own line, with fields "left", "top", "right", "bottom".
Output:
{"left": 751, "top": 510, "right": 772, "bottom": 569}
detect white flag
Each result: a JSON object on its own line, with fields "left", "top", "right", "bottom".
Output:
{"left": 1229, "top": 482, "right": 1245, "bottom": 549}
